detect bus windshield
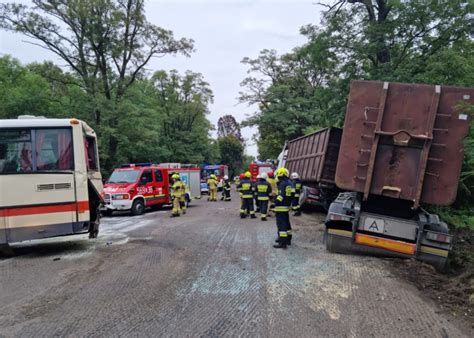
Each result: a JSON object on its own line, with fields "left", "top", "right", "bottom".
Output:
{"left": 108, "top": 170, "right": 141, "bottom": 184}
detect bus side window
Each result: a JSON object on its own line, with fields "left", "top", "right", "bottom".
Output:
{"left": 85, "top": 136, "right": 98, "bottom": 170}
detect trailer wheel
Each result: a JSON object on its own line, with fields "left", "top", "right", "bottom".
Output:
{"left": 131, "top": 199, "right": 145, "bottom": 216}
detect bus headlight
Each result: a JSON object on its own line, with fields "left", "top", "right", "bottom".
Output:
{"left": 112, "top": 193, "right": 130, "bottom": 200}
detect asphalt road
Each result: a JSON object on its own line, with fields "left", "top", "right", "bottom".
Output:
{"left": 0, "top": 197, "right": 469, "bottom": 337}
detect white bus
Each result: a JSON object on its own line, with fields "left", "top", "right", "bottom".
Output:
{"left": 0, "top": 117, "right": 104, "bottom": 251}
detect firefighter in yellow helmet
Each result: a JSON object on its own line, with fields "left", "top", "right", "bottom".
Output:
{"left": 171, "top": 174, "right": 183, "bottom": 217}
{"left": 266, "top": 171, "right": 278, "bottom": 216}
{"left": 207, "top": 174, "right": 218, "bottom": 201}
{"left": 273, "top": 167, "right": 294, "bottom": 248}
{"left": 237, "top": 171, "right": 256, "bottom": 218}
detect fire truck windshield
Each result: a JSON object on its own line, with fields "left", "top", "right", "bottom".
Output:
{"left": 202, "top": 169, "right": 221, "bottom": 177}
{"left": 108, "top": 169, "right": 140, "bottom": 184}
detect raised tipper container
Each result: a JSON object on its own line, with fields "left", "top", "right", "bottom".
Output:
{"left": 336, "top": 80, "right": 473, "bottom": 207}
{"left": 285, "top": 127, "right": 342, "bottom": 186}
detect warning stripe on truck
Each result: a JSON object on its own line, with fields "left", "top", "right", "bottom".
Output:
{"left": 355, "top": 233, "right": 416, "bottom": 255}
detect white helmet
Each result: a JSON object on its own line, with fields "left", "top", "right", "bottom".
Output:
{"left": 291, "top": 172, "right": 299, "bottom": 179}
{"left": 224, "top": 175, "right": 229, "bottom": 180}
{"left": 260, "top": 172, "right": 268, "bottom": 179}
{"left": 256, "top": 174, "right": 262, "bottom": 179}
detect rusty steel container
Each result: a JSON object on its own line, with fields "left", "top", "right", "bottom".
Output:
{"left": 336, "top": 80, "right": 473, "bottom": 207}
{"left": 285, "top": 128, "right": 342, "bottom": 185}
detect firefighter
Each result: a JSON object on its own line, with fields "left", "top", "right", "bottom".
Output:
{"left": 267, "top": 171, "right": 278, "bottom": 216}
{"left": 237, "top": 171, "right": 256, "bottom": 218}
{"left": 273, "top": 167, "right": 294, "bottom": 248}
{"left": 207, "top": 174, "right": 218, "bottom": 201}
{"left": 291, "top": 172, "right": 302, "bottom": 216}
{"left": 171, "top": 174, "right": 183, "bottom": 217}
{"left": 179, "top": 178, "right": 188, "bottom": 214}
{"left": 255, "top": 173, "right": 272, "bottom": 221}
{"left": 222, "top": 175, "right": 232, "bottom": 201}
{"left": 237, "top": 173, "right": 245, "bottom": 211}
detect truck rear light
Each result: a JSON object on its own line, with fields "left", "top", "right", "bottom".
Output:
{"left": 426, "top": 232, "right": 451, "bottom": 243}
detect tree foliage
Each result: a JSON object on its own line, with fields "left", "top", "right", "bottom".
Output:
{"left": 217, "top": 115, "right": 243, "bottom": 144}
{"left": 0, "top": 0, "right": 194, "bottom": 171}
{"left": 240, "top": 0, "right": 473, "bottom": 160}
{"left": 218, "top": 135, "right": 244, "bottom": 178}
{"left": 0, "top": 55, "right": 217, "bottom": 175}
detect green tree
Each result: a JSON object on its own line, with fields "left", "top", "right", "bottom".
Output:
{"left": 0, "top": 56, "right": 63, "bottom": 119}
{"left": 151, "top": 70, "right": 215, "bottom": 164}
{"left": 0, "top": 0, "right": 194, "bottom": 171}
{"left": 218, "top": 135, "right": 244, "bottom": 178}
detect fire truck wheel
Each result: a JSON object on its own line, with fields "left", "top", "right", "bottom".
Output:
{"left": 131, "top": 199, "right": 145, "bottom": 216}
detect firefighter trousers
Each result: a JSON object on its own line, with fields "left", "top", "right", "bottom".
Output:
{"left": 209, "top": 188, "right": 217, "bottom": 201}
{"left": 179, "top": 196, "right": 187, "bottom": 214}
{"left": 275, "top": 211, "right": 291, "bottom": 245}
{"left": 258, "top": 199, "right": 269, "bottom": 219}
{"left": 172, "top": 197, "right": 181, "bottom": 216}
{"left": 224, "top": 189, "right": 231, "bottom": 201}
{"left": 292, "top": 196, "right": 301, "bottom": 215}
{"left": 240, "top": 198, "right": 255, "bottom": 217}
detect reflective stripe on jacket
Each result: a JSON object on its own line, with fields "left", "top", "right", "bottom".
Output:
{"left": 275, "top": 177, "right": 293, "bottom": 212}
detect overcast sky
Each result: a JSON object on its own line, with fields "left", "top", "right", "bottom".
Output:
{"left": 0, "top": 0, "right": 322, "bottom": 157}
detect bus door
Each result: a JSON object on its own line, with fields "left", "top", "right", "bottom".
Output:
{"left": 153, "top": 169, "right": 167, "bottom": 204}
{"left": 137, "top": 169, "right": 155, "bottom": 205}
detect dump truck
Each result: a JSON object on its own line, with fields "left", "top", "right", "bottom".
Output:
{"left": 325, "top": 80, "right": 473, "bottom": 269}
{"left": 282, "top": 128, "right": 342, "bottom": 210}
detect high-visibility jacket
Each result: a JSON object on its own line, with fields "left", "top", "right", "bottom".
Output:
{"left": 292, "top": 179, "right": 302, "bottom": 198}
{"left": 274, "top": 177, "right": 294, "bottom": 212}
{"left": 267, "top": 178, "right": 278, "bottom": 197}
{"left": 207, "top": 178, "right": 218, "bottom": 189}
{"left": 255, "top": 180, "right": 272, "bottom": 200}
{"left": 223, "top": 180, "right": 231, "bottom": 191}
{"left": 172, "top": 180, "right": 184, "bottom": 198}
{"left": 237, "top": 178, "right": 254, "bottom": 199}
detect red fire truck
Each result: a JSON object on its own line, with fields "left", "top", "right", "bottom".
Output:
{"left": 102, "top": 163, "right": 201, "bottom": 216}
{"left": 249, "top": 162, "right": 274, "bottom": 182}
{"left": 201, "top": 164, "right": 229, "bottom": 190}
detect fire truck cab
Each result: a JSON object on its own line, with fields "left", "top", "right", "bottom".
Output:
{"left": 102, "top": 163, "right": 201, "bottom": 216}
{"left": 201, "top": 164, "right": 229, "bottom": 191}
{"left": 249, "top": 162, "right": 274, "bottom": 182}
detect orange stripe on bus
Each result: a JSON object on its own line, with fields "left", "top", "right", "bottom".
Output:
{"left": 355, "top": 233, "right": 416, "bottom": 255}
{"left": 0, "top": 201, "right": 89, "bottom": 217}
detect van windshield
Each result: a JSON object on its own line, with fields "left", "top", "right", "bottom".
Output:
{"left": 108, "top": 170, "right": 140, "bottom": 184}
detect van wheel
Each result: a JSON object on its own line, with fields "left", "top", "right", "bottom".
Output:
{"left": 131, "top": 200, "right": 145, "bottom": 216}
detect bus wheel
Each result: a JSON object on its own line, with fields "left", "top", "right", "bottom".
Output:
{"left": 131, "top": 199, "right": 145, "bottom": 216}
{"left": 0, "top": 244, "right": 14, "bottom": 256}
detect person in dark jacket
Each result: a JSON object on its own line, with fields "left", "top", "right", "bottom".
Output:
{"left": 222, "top": 175, "right": 232, "bottom": 201}
{"left": 237, "top": 171, "right": 256, "bottom": 218}
{"left": 255, "top": 173, "right": 272, "bottom": 221}
{"left": 273, "top": 167, "right": 294, "bottom": 248}
{"left": 290, "top": 172, "right": 302, "bottom": 216}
